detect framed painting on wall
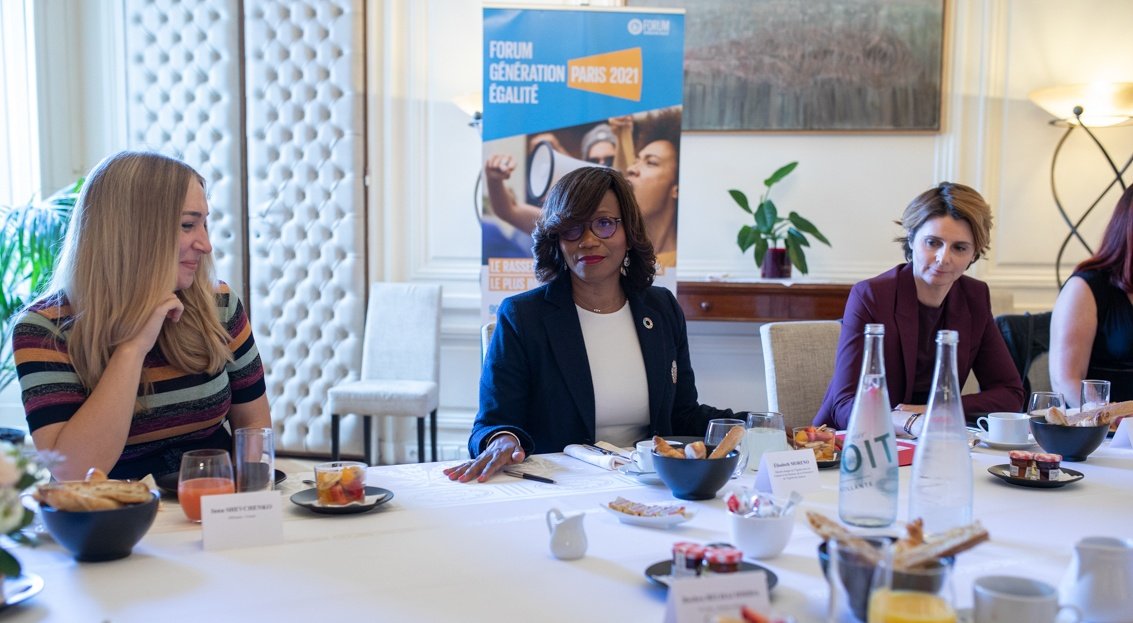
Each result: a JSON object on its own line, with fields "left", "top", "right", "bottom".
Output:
{"left": 624, "top": 0, "right": 945, "bottom": 132}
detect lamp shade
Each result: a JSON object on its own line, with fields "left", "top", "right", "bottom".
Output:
{"left": 1028, "top": 83, "right": 1133, "bottom": 127}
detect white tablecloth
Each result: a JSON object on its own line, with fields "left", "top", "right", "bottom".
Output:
{"left": 4, "top": 442, "right": 1131, "bottom": 622}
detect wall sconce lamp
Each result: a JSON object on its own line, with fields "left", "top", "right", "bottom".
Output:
{"left": 452, "top": 92, "right": 484, "bottom": 220}
{"left": 1028, "top": 82, "right": 1133, "bottom": 287}
{"left": 453, "top": 92, "right": 483, "bottom": 131}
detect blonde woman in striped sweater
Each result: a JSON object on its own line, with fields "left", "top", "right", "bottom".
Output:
{"left": 12, "top": 151, "right": 270, "bottom": 480}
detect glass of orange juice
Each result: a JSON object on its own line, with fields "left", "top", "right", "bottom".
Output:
{"left": 178, "top": 449, "right": 235, "bottom": 522}
{"left": 867, "top": 542, "right": 957, "bottom": 623}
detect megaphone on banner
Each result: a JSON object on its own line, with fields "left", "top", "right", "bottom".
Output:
{"left": 526, "top": 140, "right": 601, "bottom": 203}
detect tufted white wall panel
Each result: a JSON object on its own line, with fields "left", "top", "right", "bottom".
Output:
{"left": 245, "top": 0, "right": 367, "bottom": 456}
{"left": 122, "top": 0, "right": 245, "bottom": 296}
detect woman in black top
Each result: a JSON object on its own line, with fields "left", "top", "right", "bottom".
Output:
{"left": 1051, "top": 185, "right": 1133, "bottom": 406}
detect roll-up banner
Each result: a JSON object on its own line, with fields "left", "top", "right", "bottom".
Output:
{"left": 480, "top": 5, "right": 685, "bottom": 322}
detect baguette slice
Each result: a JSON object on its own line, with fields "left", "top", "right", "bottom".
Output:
{"left": 684, "top": 441, "right": 707, "bottom": 459}
{"left": 652, "top": 435, "right": 685, "bottom": 459}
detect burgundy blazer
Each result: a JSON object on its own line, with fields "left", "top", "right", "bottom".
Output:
{"left": 813, "top": 264, "right": 1024, "bottom": 429}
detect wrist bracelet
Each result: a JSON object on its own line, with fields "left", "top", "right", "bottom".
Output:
{"left": 902, "top": 412, "right": 922, "bottom": 437}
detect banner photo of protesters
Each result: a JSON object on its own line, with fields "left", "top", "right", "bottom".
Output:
{"left": 481, "top": 6, "right": 685, "bottom": 322}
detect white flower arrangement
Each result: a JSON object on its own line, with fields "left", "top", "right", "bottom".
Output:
{"left": 0, "top": 442, "right": 42, "bottom": 577}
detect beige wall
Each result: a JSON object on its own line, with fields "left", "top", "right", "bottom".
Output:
{"left": 372, "top": 0, "right": 1133, "bottom": 456}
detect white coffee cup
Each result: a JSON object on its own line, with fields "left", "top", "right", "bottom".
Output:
{"left": 973, "top": 575, "right": 1081, "bottom": 623}
{"left": 977, "top": 412, "right": 1030, "bottom": 444}
{"left": 630, "top": 440, "right": 654, "bottom": 472}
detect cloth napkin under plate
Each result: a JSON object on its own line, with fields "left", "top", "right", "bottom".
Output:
{"left": 563, "top": 442, "right": 631, "bottom": 470}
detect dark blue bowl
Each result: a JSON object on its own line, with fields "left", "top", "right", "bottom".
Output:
{"left": 651, "top": 437, "right": 740, "bottom": 500}
{"left": 41, "top": 491, "right": 159, "bottom": 562}
{"left": 1029, "top": 416, "right": 1108, "bottom": 462}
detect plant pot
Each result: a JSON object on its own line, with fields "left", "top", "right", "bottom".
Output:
{"left": 761, "top": 248, "right": 791, "bottom": 279}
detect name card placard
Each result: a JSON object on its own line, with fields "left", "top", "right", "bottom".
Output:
{"left": 663, "top": 570, "right": 771, "bottom": 623}
{"left": 754, "top": 448, "right": 821, "bottom": 497}
{"left": 201, "top": 490, "right": 283, "bottom": 551}
{"left": 1111, "top": 417, "right": 1132, "bottom": 449}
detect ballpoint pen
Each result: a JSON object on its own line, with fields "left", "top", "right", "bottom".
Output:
{"left": 583, "top": 443, "right": 632, "bottom": 461}
{"left": 501, "top": 468, "right": 557, "bottom": 484}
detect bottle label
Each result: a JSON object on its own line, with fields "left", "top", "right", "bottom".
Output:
{"left": 841, "top": 432, "right": 896, "bottom": 474}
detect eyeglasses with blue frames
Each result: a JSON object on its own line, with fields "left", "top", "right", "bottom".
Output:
{"left": 559, "top": 217, "right": 623, "bottom": 242}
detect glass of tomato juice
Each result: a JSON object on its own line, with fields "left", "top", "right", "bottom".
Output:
{"left": 178, "top": 449, "right": 236, "bottom": 522}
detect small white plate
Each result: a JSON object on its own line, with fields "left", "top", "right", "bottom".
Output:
{"left": 603, "top": 502, "right": 694, "bottom": 528}
{"left": 975, "top": 431, "right": 1036, "bottom": 450}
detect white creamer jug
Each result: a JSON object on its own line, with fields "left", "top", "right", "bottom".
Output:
{"left": 546, "top": 507, "right": 587, "bottom": 560}
{"left": 1061, "top": 536, "right": 1133, "bottom": 622}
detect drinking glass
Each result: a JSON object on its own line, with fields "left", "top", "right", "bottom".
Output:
{"left": 705, "top": 418, "right": 747, "bottom": 477}
{"left": 868, "top": 541, "right": 957, "bottom": 623}
{"left": 742, "top": 411, "right": 789, "bottom": 471}
{"left": 1080, "top": 380, "right": 1111, "bottom": 411}
{"left": 178, "top": 449, "right": 235, "bottom": 522}
{"left": 825, "top": 536, "right": 890, "bottom": 623}
{"left": 235, "top": 427, "right": 275, "bottom": 492}
{"left": 1028, "top": 392, "right": 1065, "bottom": 417}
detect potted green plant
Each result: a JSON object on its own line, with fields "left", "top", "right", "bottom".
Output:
{"left": 731, "top": 161, "right": 830, "bottom": 278}
{"left": 0, "top": 181, "right": 80, "bottom": 392}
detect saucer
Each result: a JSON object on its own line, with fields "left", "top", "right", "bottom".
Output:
{"left": 0, "top": 573, "right": 44, "bottom": 610}
{"left": 987, "top": 464, "right": 1084, "bottom": 488}
{"left": 644, "top": 559, "right": 778, "bottom": 590}
{"left": 955, "top": 607, "right": 1080, "bottom": 623}
{"left": 156, "top": 469, "right": 286, "bottom": 497}
{"left": 290, "top": 486, "right": 394, "bottom": 514}
{"left": 616, "top": 464, "right": 663, "bottom": 485}
{"left": 975, "top": 431, "right": 1036, "bottom": 450}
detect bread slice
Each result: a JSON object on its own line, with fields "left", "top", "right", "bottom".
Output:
{"left": 34, "top": 479, "right": 153, "bottom": 511}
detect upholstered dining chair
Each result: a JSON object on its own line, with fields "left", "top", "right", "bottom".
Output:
{"left": 759, "top": 320, "right": 843, "bottom": 432}
{"left": 327, "top": 282, "right": 442, "bottom": 464}
{"left": 995, "top": 311, "right": 1053, "bottom": 396}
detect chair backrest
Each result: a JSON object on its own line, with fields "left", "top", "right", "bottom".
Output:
{"left": 995, "top": 311, "right": 1053, "bottom": 396}
{"left": 360, "top": 282, "right": 442, "bottom": 382}
{"left": 481, "top": 322, "right": 496, "bottom": 364}
{"left": 760, "top": 320, "right": 842, "bottom": 432}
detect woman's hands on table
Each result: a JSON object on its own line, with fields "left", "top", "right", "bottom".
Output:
{"left": 444, "top": 434, "right": 526, "bottom": 483}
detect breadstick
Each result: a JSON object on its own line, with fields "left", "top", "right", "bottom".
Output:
{"left": 652, "top": 435, "right": 685, "bottom": 459}
{"left": 708, "top": 425, "right": 745, "bottom": 459}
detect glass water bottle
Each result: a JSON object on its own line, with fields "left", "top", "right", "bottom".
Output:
{"left": 909, "top": 329, "right": 974, "bottom": 533}
{"left": 838, "top": 323, "right": 899, "bottom": 527}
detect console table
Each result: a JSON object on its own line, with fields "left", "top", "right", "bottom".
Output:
{"left": 677, "top": 280, "right": 852, "bottom": 323}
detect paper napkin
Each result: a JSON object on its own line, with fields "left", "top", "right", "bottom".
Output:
{"left": 563, "top": 443, "right": 630, "bottom": 470}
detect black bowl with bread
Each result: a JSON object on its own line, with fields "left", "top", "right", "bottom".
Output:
{"left": 1029, "top": 416, "right": 1108, "bottom": 462}
{"left": 651, "top": 431, "right": 742, "bottom": 501}
{"left": 35, "top": 472, "right": 159, "bottom": 562}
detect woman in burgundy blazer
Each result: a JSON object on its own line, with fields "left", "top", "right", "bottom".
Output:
{"left": 814, "top": 184, "right": 1025, "bottom": 433}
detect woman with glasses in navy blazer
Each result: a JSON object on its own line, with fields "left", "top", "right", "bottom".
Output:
{"left": 446, "top": 167, "right": 731, "bottom": 483}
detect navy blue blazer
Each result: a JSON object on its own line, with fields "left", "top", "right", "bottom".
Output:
{"left": 469, "top": 273, "right": 731, "bottom": 457}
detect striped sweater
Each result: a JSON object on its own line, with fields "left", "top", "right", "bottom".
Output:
{"left": 12, "top": 282, "right": 266, "bottom": 474}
